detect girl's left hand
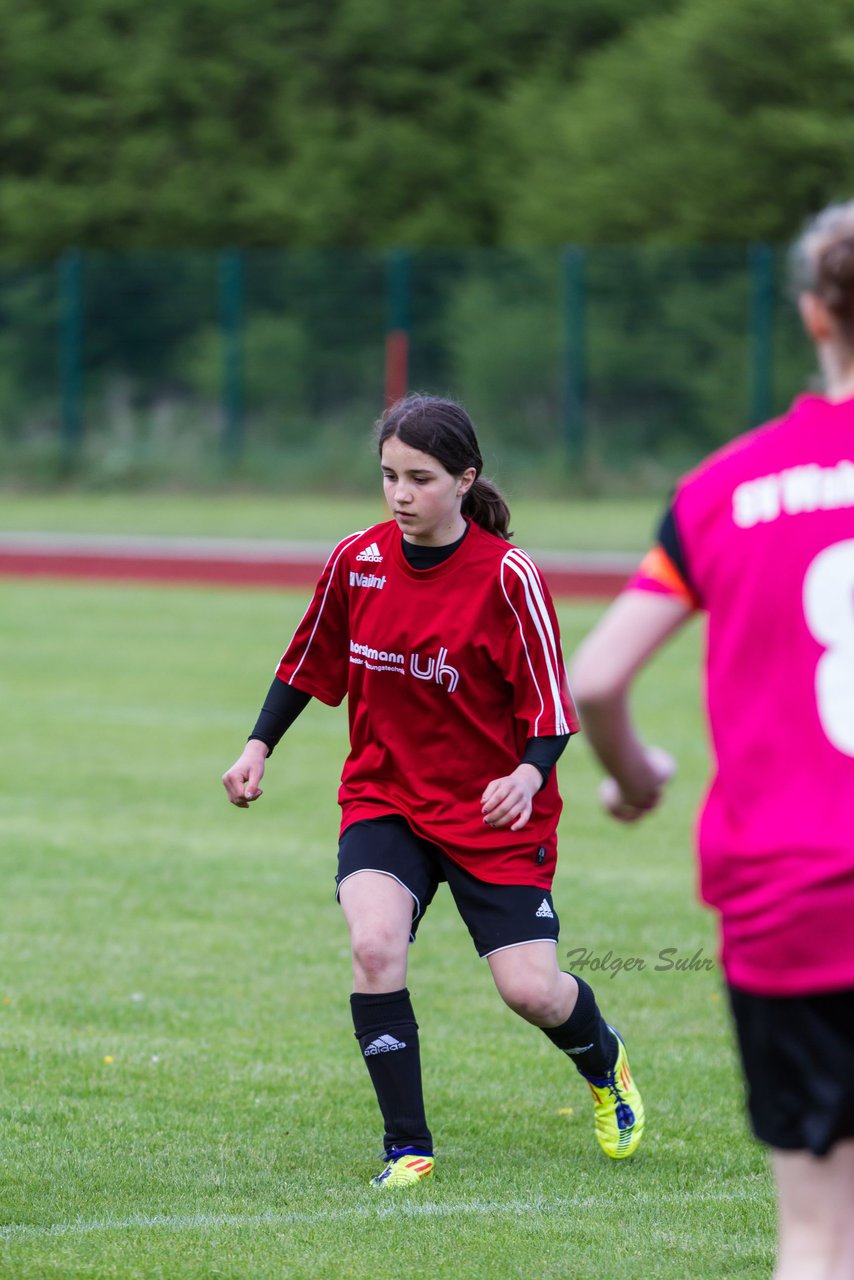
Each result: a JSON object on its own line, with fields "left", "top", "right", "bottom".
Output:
{"left": 481, "top": 764, "right": 542, "bottom": 831}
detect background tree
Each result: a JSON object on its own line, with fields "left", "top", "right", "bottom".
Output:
{"left": 0, "top": 0, "right": 674, "bottom": 257}
{"left": 492, "top": 0, "right": 854, "bottom": 244}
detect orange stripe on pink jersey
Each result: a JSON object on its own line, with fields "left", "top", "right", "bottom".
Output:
{"left": 629, "top": 545, "right": 697, "bottom": 608}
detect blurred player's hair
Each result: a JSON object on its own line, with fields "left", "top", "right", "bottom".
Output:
{"left": 791, "top": 200, "right": 854, "bottom": 343}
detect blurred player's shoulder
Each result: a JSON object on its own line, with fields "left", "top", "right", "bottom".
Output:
{"left": 678, "top": 414, "right": 788, "bottom": 495}
{"left": 678, "top": 392, "right": 851, "bottom": 501}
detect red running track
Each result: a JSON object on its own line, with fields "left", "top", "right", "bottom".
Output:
{"left": 0, "top": 535, "right": 638, "bottom": 599}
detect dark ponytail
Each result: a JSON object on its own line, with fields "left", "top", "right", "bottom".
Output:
{"left": 462, "top": 477, "right": 512, "bottom": 539}
{"left": 376, "top": 394, "right": 512, "bottom": 540}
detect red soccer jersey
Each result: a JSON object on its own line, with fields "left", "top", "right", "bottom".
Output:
{"left": 276, "top": 519, "right": 578, "bottom": 888}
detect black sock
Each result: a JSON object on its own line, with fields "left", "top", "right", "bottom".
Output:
{"left": 350, "top": 988, "right": 432, "bottom": 1154}
{"left": 540, "top": 974, "right": 619, "bottom": 1078}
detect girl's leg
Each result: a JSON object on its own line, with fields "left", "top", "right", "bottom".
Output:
{"left": 487, "top": 941, "right": 577, "bottom": 1022}
{"left": 487, "top": 941, "right": 644, "bottom": 1158}
{"left": 339, "top": 871, "right": 433, "bottom": 1158}
{"left": 339, "top": 868, "right": 412, "bottom": 993}
{"left": 487, "top": 943, "right": 614, "bottom": 1072}
{"left": 773, "top": 1141, "right": 854, "bottom": 1280}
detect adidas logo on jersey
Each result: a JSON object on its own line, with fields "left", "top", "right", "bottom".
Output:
{"left": 535, "top": 898, "right": 555, "bottom": 919}
{"left": 356, "top": 542, "right": 383, "bottom": 563}
{"left": 364, "top": 1034, "right": 407, "bottom": 1055}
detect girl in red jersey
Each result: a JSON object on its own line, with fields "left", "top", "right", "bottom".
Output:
{"left": 223, "top": 395, "right": 644, "bottom": 1186}
{"left": 570, "top": 205, "right": 854, "bottom": 1280}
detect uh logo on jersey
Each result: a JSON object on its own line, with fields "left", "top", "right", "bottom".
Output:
{"left": 410, "top": 646, "right": 459, "bottom": 693}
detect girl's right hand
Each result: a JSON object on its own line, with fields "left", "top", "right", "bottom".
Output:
{"left": 222, "top": 740, "right": 269, "bottom": 808}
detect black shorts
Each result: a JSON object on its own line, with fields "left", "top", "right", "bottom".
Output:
{"left": 336, "top": 815, "right": 560, "bottom": 959}
{"left": 728, "top": 984, "right": 854, "bottom": 1156}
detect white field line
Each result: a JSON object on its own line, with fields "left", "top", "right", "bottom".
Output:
{"left": 0, "top": 1189, "right": 762, "bottom": 1242}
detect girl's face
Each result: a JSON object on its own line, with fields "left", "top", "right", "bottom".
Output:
{"left": 381, "top": 435, "right": 475, "bottom": 546}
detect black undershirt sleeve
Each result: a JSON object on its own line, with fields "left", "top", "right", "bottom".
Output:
{"left": 521, "top": 733, "right": 571, "bottom": 787}
{"left": 248, "top": 677, "right": 312, "bottom": 755}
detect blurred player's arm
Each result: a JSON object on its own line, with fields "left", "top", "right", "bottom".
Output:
{"left": 569, "top": 590, "right": 689, "bottom": 822}
{"left": 222, "top": 679, "right": 311, "bottom": 808}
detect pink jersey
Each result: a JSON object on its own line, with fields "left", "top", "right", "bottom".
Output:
{"left": 276, "top": 519, "right": 578, "bottom": 888}
{"left": 632, "top": 393, "right": 854, "bottom": 995}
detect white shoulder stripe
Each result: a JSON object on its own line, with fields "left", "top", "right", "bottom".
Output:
{"left": 505, "top": 552, "right": 568, "bottom": 733}
{"left": 280, "top": 530, "right": 365, "bottom": 680}
{"left": 501, "top": 549, "right": 569, "bottom": 735}
{"left": 504, "top": 550, "right": 561, "bottom": 669}
{"left": 499, "top": 562, "right": 545, "bottom": 735}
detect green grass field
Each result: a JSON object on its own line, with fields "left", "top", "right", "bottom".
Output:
{"left": 0, "top": 576, "right": 775, "bottom": 1279}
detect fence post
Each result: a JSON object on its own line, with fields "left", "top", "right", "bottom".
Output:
{"left": 59, "top": 249, "right": 83, "bottom": 463}
{"left": 219, "top": 248, "right": 244, "bottom": 459}
{"left": 561, "top": 245, "right": 587, "bottom": 464}
{"left": 384, "top": 249, "right": 411, "bottom": 408}
{"left": 748, "top": 242, "right": 774, "bottom": 427}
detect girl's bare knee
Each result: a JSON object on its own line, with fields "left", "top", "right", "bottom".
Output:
{"left": 497, "top": 975, "right": 563, "bottom": 1025}
{"left": 351, "top": 930, "right": 407, "bottom": 986}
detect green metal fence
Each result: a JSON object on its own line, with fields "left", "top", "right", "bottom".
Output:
{"left": 0, "top": 245, "right": 815, "bottom": 493}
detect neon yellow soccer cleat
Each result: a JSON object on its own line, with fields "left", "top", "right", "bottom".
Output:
{"left": 370, "top": 1147, "right": 435, "bottom": 1188}
{"left": 583, "top": 1029, "right": 645, "bottom": 1159}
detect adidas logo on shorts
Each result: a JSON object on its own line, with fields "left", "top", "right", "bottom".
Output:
{"left": 356, "top": 542, "right": 383, "bottom": 563}
{"left": 535, "top": 898, "right": 555, "bottom": 919}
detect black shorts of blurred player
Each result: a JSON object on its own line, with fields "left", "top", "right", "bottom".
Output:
{"left": 728, "top": 985, "right": 854, "bottom": 1157}
{"left": 336, "top": 815, "right": 560, "bottom": 958}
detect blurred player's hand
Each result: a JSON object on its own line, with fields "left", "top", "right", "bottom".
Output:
{"left": 599, "top": 746, "right": 676, "bottom": 823}
{"left": 222, "top": 740, "right": 269, "bottom": 808}
{"left": 481, "top": 763, "right": 543, "bottom": 831}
